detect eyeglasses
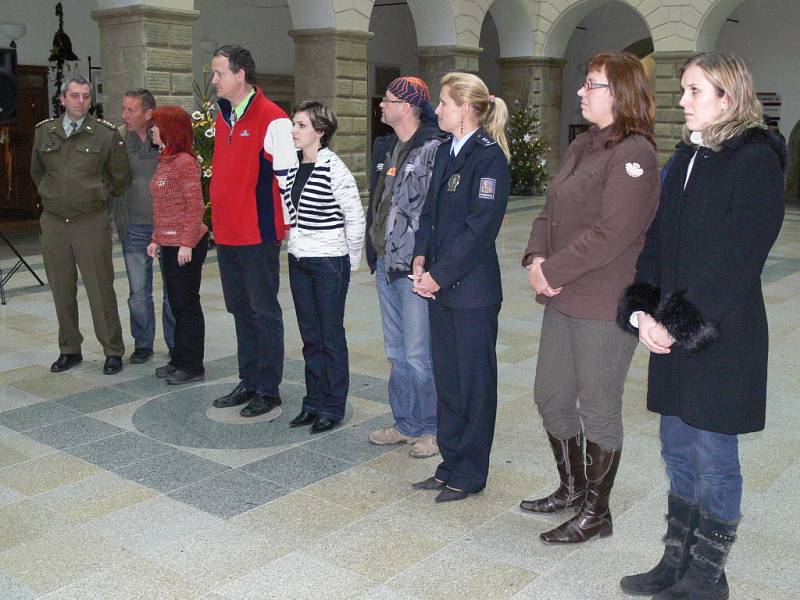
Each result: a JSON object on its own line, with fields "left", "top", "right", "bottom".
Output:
{"left": 582, "top": 81, "right": 610, "bottom": 91}
{"left": 381, "top": 97, "right": 407, "bottom": 104}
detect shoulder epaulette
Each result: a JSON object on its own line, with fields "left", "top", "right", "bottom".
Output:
{"left": 35, "top": 117, "right": 56, "bottom": 128}
{"left": 475, "top": 132, "right": 497, "bottom": 147}
{"left": 97, "top": 119, "right": 118, "bottom": 130}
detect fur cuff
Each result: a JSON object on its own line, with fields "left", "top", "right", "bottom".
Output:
{"left": 654, "top": 291, "right": 719, "bottom": 353}
{"left": 617, "top": 281, "right": 661, "bottom": 334}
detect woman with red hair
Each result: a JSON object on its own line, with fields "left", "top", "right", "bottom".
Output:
{"left": 146, "top": 106, "right": 209, "bottom": 384}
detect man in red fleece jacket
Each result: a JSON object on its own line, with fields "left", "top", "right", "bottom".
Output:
{"left": 208, "top": 45, "right": 297, "bottom": 417}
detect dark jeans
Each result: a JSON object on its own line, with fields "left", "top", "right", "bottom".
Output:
{"left": 289, "top": 254, "right": 350, "bottom": 421}
{"left": 217, "top": 241, "right": 284, "bottom": 397}
{"left": 161, "top": 233, "right": 208, "bottom": 375}
{"left": 660, "top": 415, "right": 742, "bottom": 522}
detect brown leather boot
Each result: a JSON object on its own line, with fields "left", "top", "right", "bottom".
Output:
{"left": 540, "top": 440, "right": 621, "bottom": 544}
{"left": 520, "top": 432, "right": 586, "bottom": 513}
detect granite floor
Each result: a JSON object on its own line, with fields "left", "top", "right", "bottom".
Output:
{"left": 1, "top": 197, "right": 799, "bottom": 600}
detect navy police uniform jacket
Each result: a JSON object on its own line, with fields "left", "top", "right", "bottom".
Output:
{"left": 414, "top": 128, "right": 510, "bottom": 308}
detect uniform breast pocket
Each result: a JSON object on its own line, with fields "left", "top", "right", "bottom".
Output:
{"left": 38, "top": 143, "right": 62, "bottom": 168}
{"left": 73, "top": 146, "right": 102, "bottom": 173}
{"left": 573, "top": 167, "right": 606, "bottom": 203}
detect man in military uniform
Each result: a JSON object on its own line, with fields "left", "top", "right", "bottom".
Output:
{"left": 31, "top": 74, "right": 132, "bottom": 375}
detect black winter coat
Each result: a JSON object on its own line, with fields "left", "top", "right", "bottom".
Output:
{"left": 619, "top": 128, "right": 785, "bottom": 434}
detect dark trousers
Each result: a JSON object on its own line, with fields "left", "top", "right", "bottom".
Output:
{"left": 429, "top": 301, "right": 500, "bottom": 492}
{"left": 289, "top": 254, "right": 350, "bottom": 421}
{"left": 161, "top": 233, "right": 208, "bottom": 375}
{"left": 40, "top": 210, "right": 124, "bottom": 356}
{"left": 217, "top": 241, "right": 284, "bottom": 398}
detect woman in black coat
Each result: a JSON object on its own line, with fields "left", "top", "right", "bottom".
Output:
{"left": 618, "top": 53, "right": 785, "bottom": 600}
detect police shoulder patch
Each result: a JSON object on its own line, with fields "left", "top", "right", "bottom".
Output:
{"left": 35, "top": 117, "right": 56, "bottom": 128}
{"left": 97, "top": 119, "right": 118, "bottom": 130}
{"left": 478, "top": 177, "right": 496, "bottom": 199}
{"left": 474, "top": 133, "right": 497, "bottom": 147}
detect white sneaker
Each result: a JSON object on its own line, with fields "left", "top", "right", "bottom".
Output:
{"left": 368, "top": 426, "right": 419, "bottom": 445}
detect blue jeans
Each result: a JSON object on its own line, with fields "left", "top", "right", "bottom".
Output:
{"left": 660, "top": 415, "right": 742, "bottom": 522}
{"left": 375, "top": 258, "right": 437, "bottom": 437}
{"left": 217, "top": 241, "right": 283, "bottom": 398}
{"left": 289, "top": 254, "right": 350, "bottom": 421}
{"left": 122, "top": 223, "right": 175, "bottom": 350}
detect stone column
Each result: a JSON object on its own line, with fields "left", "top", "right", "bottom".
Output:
{"left": 290, "top": 28, "right": 372, "bottom": 190}
{"left": 499, "top": 56, "right": 566, "bottom": 174}
{"left": 92, "top": 5, "right": 199, "bottom": 125}
{"left": 653, "top": 51, "right": 695, "bottom": 165}
{"left": 416, "top": 45, "right": 483, "bottom": 101}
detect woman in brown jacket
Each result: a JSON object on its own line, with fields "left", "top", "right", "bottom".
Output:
{"left": 520, "top": 52, "right": 659, "bottom": 543}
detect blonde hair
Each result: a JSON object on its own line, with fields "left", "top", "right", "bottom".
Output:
{"left": 680, "top": 52, "right": 765, "bottom": 151}
{"left": 440, "top": 72, "right": 510, "bottom": 161}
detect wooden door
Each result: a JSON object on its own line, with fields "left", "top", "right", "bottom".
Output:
{"left": 0, "top": 65, "right": 48, "bottom": 219}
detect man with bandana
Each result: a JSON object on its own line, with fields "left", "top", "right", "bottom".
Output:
{"left": 366, "top": 77, "right": 448, "bottom": 458}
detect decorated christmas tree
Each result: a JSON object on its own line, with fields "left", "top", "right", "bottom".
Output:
{"left": 508, "top": 93, "right": 549, "bottom": 195}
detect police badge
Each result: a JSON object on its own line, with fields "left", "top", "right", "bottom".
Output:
{"left": 447, "top": 174, "right": 460, "bottom": 192}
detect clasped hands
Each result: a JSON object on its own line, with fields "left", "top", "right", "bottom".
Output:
{"left": 410, "top": 257, "right": 439, "bottom": 299}
{"left": 526, "top": 257, "right": 562, "bottom": 297}
{"left": 636, "top": 312, "right": 674, "bottom": 354}
{"left": 146, "top": 243, "right": 193, "bottom": 266}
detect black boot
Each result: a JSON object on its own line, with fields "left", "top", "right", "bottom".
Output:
{"left": 654, "top": 512, "right": 737, "bottom": 600}
{"left": 619, "top": 493, "right": 699, "bottom": 595}
{"left": 520, "top": 432, "right": 586, "bottom": 513}
{"left": 540, "top": 440, "right": 620, "bottom": 544}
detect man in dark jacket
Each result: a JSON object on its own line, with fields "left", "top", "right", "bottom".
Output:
{"left": 366, "top": 77, "right": 446, "bottom": 458}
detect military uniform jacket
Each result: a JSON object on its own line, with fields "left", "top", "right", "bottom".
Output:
{"left": 413, "top": 128, "right": 510, "bottom": 308}
{"left": 31, "top": 114, "right": 132, "bottom": 219}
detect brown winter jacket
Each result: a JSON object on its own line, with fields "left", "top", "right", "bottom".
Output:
{"left": 522, "top": 126, "right": 660, "bottom": 320}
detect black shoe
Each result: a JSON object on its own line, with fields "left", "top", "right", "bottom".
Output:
{"left": 240, "top": 394, "right": 281, "bottom": 417}
{"left": 412, "top": 476, "right": 446, "bottom": 490}
{"left": 166, "top": 369, "right": 205, "bottom": 385}
{"left": 289, "top": 410, "right": 317, "bottom": 427}
{"left": 130, "top": 347, "right": 153, "bottom": 364}
{"left": 435, "top": 487, "right": 470, "bottom": 503}
{"left": 310, "top": 416, "right": 339, "bottom": 433}
{"left": 155, "top": 364, "right": 177, "bottom": 378}
{"left": 50, "top": 353, "right": 82, "bottom": 373}
{"left": 213, "top": 382, "right": 255, "bottom": 408}
{"left": 103, "top": 356, "right": 123, "bottom": 375}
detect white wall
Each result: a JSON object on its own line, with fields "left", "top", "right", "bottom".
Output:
{"left": 717, "top": 0, "right": 800, "bottom": 141}
{"left": 1, "top": 0, "right": 101, "bottom": 70}
{"left": 559, "top": 1, "right": 650, "bottom": 154}
{"left": 192, "top": 0, "right": 295, "bottom": 81}
{"left": 368, "top": 1, "right": 419, "bottom": 92}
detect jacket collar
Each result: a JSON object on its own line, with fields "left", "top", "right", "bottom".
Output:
{"left": 217, "top": 86, "right": 261, "bottom": 124}
{"left": 582, "top": 124, "right": 613, "bottom": 150}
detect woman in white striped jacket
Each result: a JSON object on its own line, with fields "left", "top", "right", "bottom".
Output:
{"left": 282, "top": 100, "right": 365, "bottom": 433}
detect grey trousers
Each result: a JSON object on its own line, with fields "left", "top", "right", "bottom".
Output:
{"left": 533, "top": 304, "right": 637, "bottom": 450}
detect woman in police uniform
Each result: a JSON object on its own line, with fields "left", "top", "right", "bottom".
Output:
{"left": 411, "top": 72, "right": 510, "bottom": 502}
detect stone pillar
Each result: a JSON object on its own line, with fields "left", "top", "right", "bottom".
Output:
{"left": 92, "top": 5, "right": 199, "bottom": 126}
{"left": 653, "top": 51, "right": 695, "bottom": 165}
{"left": 290, "top": 28, "right": 372, "bottom": 190}
{"left": 499, "top": 56, "right": 566, "bottom": 175}
{"left": 416, "top": 45, "right": 483, "bottom": 101}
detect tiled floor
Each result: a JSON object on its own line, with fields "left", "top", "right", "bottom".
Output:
{"left": 1, "top": 197, "right": 799, "bottom": 599}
